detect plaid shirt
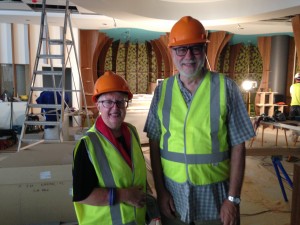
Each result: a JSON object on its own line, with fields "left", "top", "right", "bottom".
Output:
{"left": 144, "top": 73, "right": 255, "bottom": 223}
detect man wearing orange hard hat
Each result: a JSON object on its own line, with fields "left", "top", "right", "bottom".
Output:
{"left": 72, "top": 71, "right": 147, "bottom": 225}
{"left": 144, "top": 16, "right": 255, "bottom": 225}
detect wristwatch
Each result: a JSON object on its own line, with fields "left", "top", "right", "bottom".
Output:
{"left": 227, "top": 196, "right": 241, "bottom": 205}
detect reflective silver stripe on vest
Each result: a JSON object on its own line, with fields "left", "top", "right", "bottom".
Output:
{"left": 160, "top": 150, "right": 229, "bottom": 164}
{"left": 160, "top": 74, "right": 229, "bottom": 164}
{"left": 86, "top": 132, "right": 136, "bottom": 225}
{"left": 210, "top": 74, "right": 220, "bottom": 154}
{"left": 162, "top": 77, "right": 175, "bottom": 151}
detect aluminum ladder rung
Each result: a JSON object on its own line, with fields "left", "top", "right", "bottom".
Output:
{"left": 24, "top": 121, "right": 60, "bottom": 126}
{"left": 41, "top": 38, "right": 73, "bottom": 45}
{"left": 31, "top": 87, "right": 63, "bottom": 92}
{"left": 34, "top": 70, "right": 63, "bottom": 76}
{"left": 28, "top": 103, "right": 62, "bottom": 109}
{"left": 19, "top": 139, "right": 62, "bottom": 151}
{"left": 21, "top": 139, "right": 61, "bottom": 143}
{"left": 38, "top": 54, "right": 64, "bottom": 59}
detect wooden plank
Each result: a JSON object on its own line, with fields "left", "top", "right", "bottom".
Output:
{"left": 290, "top": 164, "right": 300, "bottom": 225}
{"left": 260, "top": 121, "right": 300, "bottom": 132}
{"left": 292, "top": 15, "right": 300, "bottom": 68}
{"left": 246, "top": 147, "right": 300, "bottom": 156}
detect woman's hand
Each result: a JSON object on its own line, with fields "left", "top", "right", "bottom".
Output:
{"left": 119, "top": 186, "right": 147, "bottom": 208}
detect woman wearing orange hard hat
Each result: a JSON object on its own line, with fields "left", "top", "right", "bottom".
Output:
{"left": 72, "top": 71, "right": 147, "bottom": 225}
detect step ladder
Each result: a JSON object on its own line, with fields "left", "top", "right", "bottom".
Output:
{"left": 17, "top": 0, "right": 90, "bottom": 151}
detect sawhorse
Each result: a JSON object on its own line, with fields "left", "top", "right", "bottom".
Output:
{"left": 272, "top": 156, "right": 293, "bottom": 202}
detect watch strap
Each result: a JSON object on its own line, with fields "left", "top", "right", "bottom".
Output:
{"left": 227, "top": 195, "right": 241, "bottom": 205}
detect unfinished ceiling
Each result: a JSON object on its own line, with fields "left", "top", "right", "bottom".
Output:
{"left": 0, "top": 0, "right": 299, "bottom": 43}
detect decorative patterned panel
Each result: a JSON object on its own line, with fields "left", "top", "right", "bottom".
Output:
{"left": 137, "top": 44, "right": 148, "bottom": 93}
{"left": 127, "top": 44, "right": 137, "bottom": 93}
{"left": 137, "top": 44, "right": 148, "bottom": 73}
{"left": 104, "top": 47, "right": 112, "bottom": 71}
{"left": 116, "top": 43, "right": 125, "bottom": 73}
{"left": 127, "top": 71, "right": 136, "bottom": 93}
{"left": 138, "top": 72, "right": 148, "bottom": 93}
{"left": 151, "top": 49, "right": 158, "bottom": 82}
{"left": 127, "top": 44, "right": 137, "bottom": 72}
{"left": 103, "top": 42, "right": 266, "bottom": 95}
{"left": 234, "top": 45, "right": 262, "bottom": 86}
{"left": 104, "top": 42, "right": 155, "bottom": 94}
{"left": 223, "top": 46, "right": 230, "bottom": 73}
{"left": 216, "top": 45, "right": 230, "bottom": 72}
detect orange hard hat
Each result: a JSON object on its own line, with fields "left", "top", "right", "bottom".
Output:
{"left": 168, "top": 16, "right": 209, "bottom": 47}
{"left": 92, "top": 71, "right": 133, "bottom": 103}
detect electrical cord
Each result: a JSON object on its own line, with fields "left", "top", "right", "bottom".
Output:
{"left": 241, "top": 209, "right": 291, "bottom": 217}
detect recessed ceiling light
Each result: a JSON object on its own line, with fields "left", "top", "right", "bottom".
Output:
{"left": 237, "top": 24, "right": 244, "bottom": 30}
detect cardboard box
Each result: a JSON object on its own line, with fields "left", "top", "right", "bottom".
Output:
{"left": 0, "top": 143, "right": 77, "bottom": 225}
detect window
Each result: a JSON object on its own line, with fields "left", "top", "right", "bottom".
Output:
{"left": 0, "top": 64, "right": 30, "bottom": 99}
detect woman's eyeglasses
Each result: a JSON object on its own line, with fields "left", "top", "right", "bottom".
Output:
{"left": 98, "top": 100, "right": 129, "bottom": 109}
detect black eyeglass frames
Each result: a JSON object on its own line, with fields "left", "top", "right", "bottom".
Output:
{"left": 172, "top": 45, "right": 205, "bottom": 56}
{"left": 98, "top": 100, "right": 129, "bottom": 109}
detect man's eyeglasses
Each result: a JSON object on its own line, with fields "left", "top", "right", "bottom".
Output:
{"left": 172, "top": 45, "right": 204, "bottom": 56}
{"left": 98, "top": 100, "right": 129, "bottom": 109}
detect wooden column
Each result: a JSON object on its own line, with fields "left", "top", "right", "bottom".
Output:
{"left": 292, "top": 15, "right": 300, "bottom": 68}
{"left": 79, "top": 30, "right": 110, "bottom": 116}
{"left": 255, "top": 36, "right": 272, "bottom": 115}
{"left": 150, "top": 34, "right": 174, "bottom": 79}
{"left": 285, "top": 37, "right": 296, "bottom": 107}
{"left": 150, "top": 40, "right": 163, "bottom": 79}
{"left": 111, "top": 40, "right": 120, "bottom": 73}
{"left": 291, "top": 164, "right": 300, "bottom": 225}
{"left": 159, "top": 34, "right": 173, "bottom": 77}
{"left": 206, "top": 31, "right": 232, "bottom": 71}
{"left": 97, "top": 37, "right": 113, "bottom": 76}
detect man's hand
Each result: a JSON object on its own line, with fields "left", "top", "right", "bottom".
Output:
{"left": 220, "top": 200, "right": 238, "bottom": 225}
{"left": 157, "top": 189, "right": 176, "bottom": 219}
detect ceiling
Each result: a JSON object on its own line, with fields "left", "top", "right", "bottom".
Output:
{"left": 0, "top": 0, "right": 299, "bottom": 44}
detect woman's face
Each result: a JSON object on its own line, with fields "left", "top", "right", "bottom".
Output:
{"left": 96, "top": 92, "right": 128, "bottom": 132}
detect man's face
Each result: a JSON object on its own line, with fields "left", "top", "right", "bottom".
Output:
{"left": 171, "top": 44, "right": 205, "bottom": 78}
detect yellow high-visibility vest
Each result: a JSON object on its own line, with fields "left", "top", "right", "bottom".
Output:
{"left": 157, "top": 72, "right": 230, "bottom": 185}
{"left": 73, "top": 124, "right": 146, "bottom": 225}
{"left": 290, "top": 83, "right": 300, "bottom": 106}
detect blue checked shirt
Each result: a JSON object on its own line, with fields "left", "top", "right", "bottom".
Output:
{"left": 144, "top": 73, "right": 255, "bottom": 223}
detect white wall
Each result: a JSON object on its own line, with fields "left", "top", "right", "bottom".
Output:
{"left": 13, "top": 24, "right": 29, "bottom": 64}
{"left": 0, "top": 22, "right": 82, "bottom": 124}
{"left": 0, "top": 23, "right": 12, "bottom": 64}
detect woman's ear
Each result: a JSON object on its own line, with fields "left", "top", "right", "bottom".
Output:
{"left": 96, "top": 101, "right": 101, "bottom": 111}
